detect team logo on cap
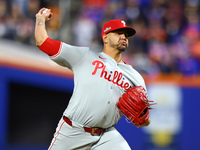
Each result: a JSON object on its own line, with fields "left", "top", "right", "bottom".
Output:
{"left": 104, "top": 27, "right": 111, "bottom": 33}
{"left": 121, "top": 21, "right": 126, "bottom": 26}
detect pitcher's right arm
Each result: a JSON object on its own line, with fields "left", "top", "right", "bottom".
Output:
{"left": 35, "top": 8, "right": 52, "bottom": 47}
{"left": 34, "top": 8, "right": 62, "bottom": 56}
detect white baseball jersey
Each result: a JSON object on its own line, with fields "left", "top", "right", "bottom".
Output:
{"left": 50, "top": 42, "right": 147, "bottom": 129}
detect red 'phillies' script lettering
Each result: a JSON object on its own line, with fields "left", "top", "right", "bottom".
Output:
{"left": 92, "top": 60, "right": 131, "bottom": 90}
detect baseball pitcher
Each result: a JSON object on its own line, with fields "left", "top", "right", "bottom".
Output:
{"left": 34, "top": 8, "right": 155, "bottom": 150}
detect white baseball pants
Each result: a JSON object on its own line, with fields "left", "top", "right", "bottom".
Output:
{"left": 48, "top": 117, "right": 131, "bottom": 150}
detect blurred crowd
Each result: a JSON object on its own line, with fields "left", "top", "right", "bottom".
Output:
{"left": 0, "top": 0, "right": 200, "bottom": 75}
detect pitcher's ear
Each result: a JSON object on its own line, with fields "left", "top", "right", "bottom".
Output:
{"left": 102, "top": 34, "right": 108, "bottom": 44}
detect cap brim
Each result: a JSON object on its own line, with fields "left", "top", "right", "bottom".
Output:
{"left": 107, "top": 27, "right": 136, "bottom": 37}
{"left": 121, "top": 27, "right": 136, "bottom": 37}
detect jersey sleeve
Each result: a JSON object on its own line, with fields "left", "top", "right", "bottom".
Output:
{"left": 39, "top": 37, "right": 61, "bottom": 56}
{"left": 50, "top": 42, "right": 89, "bottom": 70}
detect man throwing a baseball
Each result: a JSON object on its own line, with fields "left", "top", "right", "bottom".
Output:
{"left": 35, "top": 8, "right": 155, "bottom": 150}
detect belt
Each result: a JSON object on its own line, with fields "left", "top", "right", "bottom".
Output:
{"left": 63, "top": 116, "right": 105, "bottom": 136}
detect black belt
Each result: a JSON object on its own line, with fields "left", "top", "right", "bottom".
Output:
{"left": 63, "top": 116, "right": 105, "bottom": 136}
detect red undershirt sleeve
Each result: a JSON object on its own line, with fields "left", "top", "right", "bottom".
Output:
{"left": 39, "top": 37, "right": 61, "bottom": 56}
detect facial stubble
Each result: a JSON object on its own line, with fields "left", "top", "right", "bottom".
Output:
{"left": 109, "top": 38, "right": 128, "bottom": 52}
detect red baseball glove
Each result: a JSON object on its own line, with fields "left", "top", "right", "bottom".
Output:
{"left": 117, "top": 86, "right": 155, "bottom": 126}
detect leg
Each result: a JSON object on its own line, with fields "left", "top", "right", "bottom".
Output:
{"left": 91, "top": 126, "right": 131, "bottom": 150}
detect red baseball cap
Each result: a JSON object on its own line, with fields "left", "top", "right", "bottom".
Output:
{"left": 101, "top": 19, "right": 136, "bottom": 37}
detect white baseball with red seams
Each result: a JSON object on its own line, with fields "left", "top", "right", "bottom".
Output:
{"left": 48, "top": 42, "right": 147, "bottom": 150}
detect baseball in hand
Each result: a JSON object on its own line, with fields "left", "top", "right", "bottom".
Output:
{"left": 42, "top": 8, "right": 48, "bottom": 14}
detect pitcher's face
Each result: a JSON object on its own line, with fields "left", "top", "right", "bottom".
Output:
{"left": 107, "top": 29, "right": 129, "bottom": 51}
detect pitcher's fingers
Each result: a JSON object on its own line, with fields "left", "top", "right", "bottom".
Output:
{"left": 38, "top": 8, "right": 46, "bottom": 14}
{"left": 49, "top": 13, "right": 53, "bottom": 18}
